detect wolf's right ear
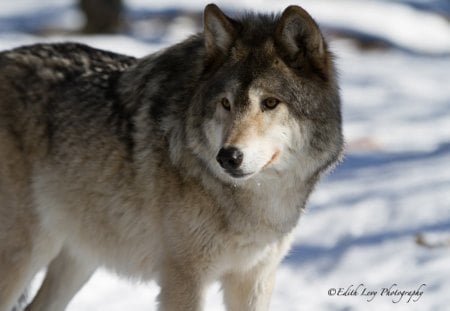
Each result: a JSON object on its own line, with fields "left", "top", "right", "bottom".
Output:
{"left": 203, "top": 4, "right": 237, "bottom": 56}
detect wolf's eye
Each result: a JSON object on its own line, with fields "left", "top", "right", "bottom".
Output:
{"left": 221, "top": 98, "right": 231, "bottom": 111}
{"left": 262, "top": 97, "right": 280, "bottom": 110}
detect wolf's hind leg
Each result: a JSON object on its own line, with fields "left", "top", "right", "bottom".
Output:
{"left": 0, "top": 224, "right": 62, "bottom": 311}
{"left": 0, "top": 246, "right": 34, "bottom": 311}
{"left": 0, "top": 194, "right": 60, "bottom": 311}
{"left": 26, "top": 248, "right": 96, "bottom": 311}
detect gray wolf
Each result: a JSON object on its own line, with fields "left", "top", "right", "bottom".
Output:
{"left": 0, "top": 4, "right": 342, "bottom": 311}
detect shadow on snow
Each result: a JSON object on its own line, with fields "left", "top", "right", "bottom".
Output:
{"left": 329, "top": 141, "right": 450, "bottom": 180}
{"left": 284, "top": 219, "right": 450, "bottom": 269}
{"left": 284, "top": 141, "right": 450, "bottom": 270}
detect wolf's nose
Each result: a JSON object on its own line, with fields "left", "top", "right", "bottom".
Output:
{"left": 216, "top": 147, "right": 243, "bottom": 170}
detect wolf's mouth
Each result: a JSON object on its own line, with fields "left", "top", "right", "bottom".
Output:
{"left": 225, "top": 169, "right": 252, "bottom": 179}
{"left": 263, "top": 150, "right": 281, "bottom": 170}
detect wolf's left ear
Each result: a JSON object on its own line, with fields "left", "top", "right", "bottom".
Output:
{"left": 276, "top": 6, "right": 326, "bottom": 68}
{"left": 203, "top": 4, "right": 237, "bottom": 56}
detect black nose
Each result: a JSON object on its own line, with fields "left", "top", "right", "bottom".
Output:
{"left": 216, "top": 147, "right": 244, "bottom": 170}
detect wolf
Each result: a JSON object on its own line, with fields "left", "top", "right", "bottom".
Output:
{"left": 0, "top": 3, "right": 342, "bottom": 311}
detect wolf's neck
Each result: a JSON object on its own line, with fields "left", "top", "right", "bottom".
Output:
{"left": 195, "top": 167, "right": 311, "bottom": 239}
{"left": 241, "top": 173, "right": 311, "bottom": 233}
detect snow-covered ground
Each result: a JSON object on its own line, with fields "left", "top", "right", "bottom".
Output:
{"left": 1, "top": 1, "right": 449, "bottom": 310}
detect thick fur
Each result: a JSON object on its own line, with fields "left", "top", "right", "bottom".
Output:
{"left": 0, "top": 4, "right": 343, "bottom": 311}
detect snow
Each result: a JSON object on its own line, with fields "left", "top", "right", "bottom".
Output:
{"left": 1, "top": 1, "right": 449, "bottom": 310}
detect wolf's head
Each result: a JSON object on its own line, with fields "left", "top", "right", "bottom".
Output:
{"left": 186, "top": 4, "right": 343, "bottom": 185}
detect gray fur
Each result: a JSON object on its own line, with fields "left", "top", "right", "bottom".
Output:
{"left": 0, "top": 4, "right": 342, "bottom": 311}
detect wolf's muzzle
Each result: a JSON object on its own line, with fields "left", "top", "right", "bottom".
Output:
{"left": 216, "top": 147, "right": 243, "bottom": 172}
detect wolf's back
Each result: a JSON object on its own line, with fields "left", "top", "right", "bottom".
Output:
{"left": 0, "top": 43, "right": 138, "bottom": 159}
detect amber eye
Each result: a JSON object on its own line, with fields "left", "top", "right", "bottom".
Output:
{"left": 262, "top": 97, "right": 280, "bottom": 110}
{"left": 221, "top": 98, "right": 231, "bottom": 111}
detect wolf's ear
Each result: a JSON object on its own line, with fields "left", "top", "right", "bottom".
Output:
{"left": 276, "top": 6, "right": 326, "bottom": 68}
{"left": 203, "top": 4, "right": 237, "bottom": 56}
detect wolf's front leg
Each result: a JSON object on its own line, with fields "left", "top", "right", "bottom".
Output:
{"left": 221, "top": 262, "right": 278, "bottom": 311}
{"left": 26, "top": 247, "right": 96, "bottom": 311}
{"left": 157, "top": 259, "right": 206, "bottom": 311}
